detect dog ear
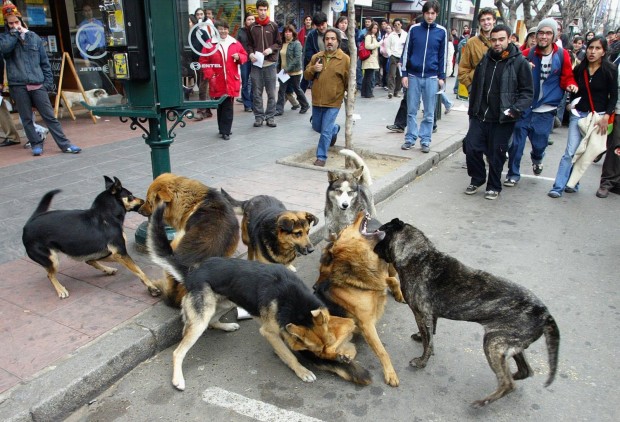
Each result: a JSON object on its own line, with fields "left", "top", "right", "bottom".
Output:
{"left": 311, "top": 308, "right": 329, "bottom": 326}
{"left": 327, "top": 170, "right": 340, "bottom": 182}
{"left": 393, "top": 219, "right": 405, "bottom": 229}
{"left": 103, "top": 175, "right": 113, "bottom": 189}
{"left": 157, "top": 187, "right": 174, "bottom": 203}
{"left": 278, "top": 216, "right": 294, "bottom": 232}
{"left": 107, "top": 177, "right": 122, "bottom": 194}
{"left": 306, "top": 212, "right": 319, "bottom": 227}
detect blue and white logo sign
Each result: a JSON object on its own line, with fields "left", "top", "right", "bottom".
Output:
{"left": 76, "top": 22, "right": 107, "bottom": 60}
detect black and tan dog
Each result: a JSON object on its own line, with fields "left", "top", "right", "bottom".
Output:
{"left": 221, "top": 190, "right": 318, "bottom": 272}
{"left": 315, "top": 211, "right": 405, "bottom": 387}
{"left": 138, "top": 173, "right": 239, "bottom": 307}
{"left": 147, "top": 204, "right": 371, "bottom": 390}
{"left": 22, "top": 176, "right": 159, "bottom": 299}
{"left": 373, "top": 218, "right": 560, "bottom": 407}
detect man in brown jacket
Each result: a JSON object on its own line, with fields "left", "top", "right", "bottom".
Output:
{"left": 303, "top": 28, "right": 349, "bottom": 167}
{"left": 457, "top": 8, "right": 496, "bottom": 92}
{"left": 247, "top": 0, "right": 282, "bottom": 128}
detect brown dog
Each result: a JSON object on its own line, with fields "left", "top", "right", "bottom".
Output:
{"left": 314, "top": 211, "right": 405, "bottom": 387}
{"left": 220, "top": 190, "right": 318, "bottom": 272}
{"left": 139, "top": 173, "right": 239, "bottom": 306}
{"left": 148, "top": 204, "right": 371, "bottom": 390}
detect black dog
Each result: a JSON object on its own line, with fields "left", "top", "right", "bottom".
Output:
{"left": 373, "top": 218, "right": 560, "bottom": 407}
{"left": 22, "top": 176, "right": 160, "bottom": 299}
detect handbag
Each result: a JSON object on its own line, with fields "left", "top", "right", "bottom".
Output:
{"left": 583, "top": 69, "right": 615, "bottom": 135}
{"left": 358, "top": 40, "right": 371, "bottom": 61}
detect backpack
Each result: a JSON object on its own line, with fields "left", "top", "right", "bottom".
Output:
{"left": 358, "top": 40, "right": 371, "bottom": 61}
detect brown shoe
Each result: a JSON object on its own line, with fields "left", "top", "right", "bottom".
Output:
{"left": 596, "top": 187, "right": 609, "bottom": 198}
{"left": 313, "top": 159, "right": 326, "bottom": 167}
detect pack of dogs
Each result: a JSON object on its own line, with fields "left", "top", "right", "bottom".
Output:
{"left": 22, "top": 150, "right": 560, "bottom": 407}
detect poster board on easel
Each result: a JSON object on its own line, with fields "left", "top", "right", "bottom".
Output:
{"left": 53, "top": 52, "right": 97, "bottom": 124}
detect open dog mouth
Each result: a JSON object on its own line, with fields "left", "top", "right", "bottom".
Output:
{"left": 359, "top": 212, "right": 385, "bottom": 241}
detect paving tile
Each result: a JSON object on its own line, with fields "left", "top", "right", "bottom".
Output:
{"left": 0, "top": 263, "right": 100, "bottom": 315}
{"left": 45, "top": 289, "right": 150, "bottom": 337}
{"left": 0, "top": 314, "right": 90, "bottom": 379}
{"left": 0, "top": 299, "right": 35, "bottom": 332}
{"left": 0, "top": 367, "right": 21, "bottom": 394}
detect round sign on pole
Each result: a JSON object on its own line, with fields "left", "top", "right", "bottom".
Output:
{"left": 331, "top": 0, "right": 345, "bottom": 13}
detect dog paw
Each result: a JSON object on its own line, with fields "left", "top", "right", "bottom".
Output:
{"left": 470, "top": 399, "right": 490, "bottom": 408}
{"left": 385, "top": 371, "right": 399, "bottom": 387}
{"left": 411, "top": 332, "right": 422, "bottom": 342}
{"left": 337, "top": 353, "right": 353, "bottom": 364}
{"left": 57, "top": 288, "right": 69, "bottom": 299}
{"left": 287, "top": 264, "right": 297, "bottom": 272}
{"left": 148, "top": 286, "right": 162, "bottom": 297}
{"left": 410, "top": 357, "right": 428, "bottom": 368}
{"left": 394, "top": 294, "right": 406, "bottom": 303}
{"left": 210, "top": 322, "right": 240, "bottom": 332}
{"left": 104, "top": 268, "right": 118, "bottom": 275}
{"left": 297, "top": 368, "right": 317, "bottom": 382}
{"left": 172, "top": 378, "right": 186, "bottom": 391}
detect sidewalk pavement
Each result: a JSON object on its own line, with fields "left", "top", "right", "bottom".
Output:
{"left": 0, "top": 88, "right": 470, "bottom": 420}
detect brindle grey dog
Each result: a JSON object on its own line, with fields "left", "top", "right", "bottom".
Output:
{"left": 373, "top": 218, "right": 560, "bottom": 408}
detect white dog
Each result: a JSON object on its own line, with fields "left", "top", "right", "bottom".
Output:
{"left": 60, "top": 89, "right": 108, "bottom": 118}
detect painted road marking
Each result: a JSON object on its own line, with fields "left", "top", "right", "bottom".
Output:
{"left": 202, "top": 387, "right": 323, "bottom": 422}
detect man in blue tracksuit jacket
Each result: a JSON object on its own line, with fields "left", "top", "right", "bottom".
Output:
{"left": 399, "top": 0, "right": 447, "bottom": 153}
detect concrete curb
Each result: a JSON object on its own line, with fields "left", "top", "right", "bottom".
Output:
{"left": 0, "top": 138, "right": 462, "bottom": 421}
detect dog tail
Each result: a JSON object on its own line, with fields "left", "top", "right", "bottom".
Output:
{"left": 339, "top": 149, "right": 373, "bottom": 186}
{"left": 220, "top": 188, "right": 245, "bottom": 215}
{"left": 147, "top": 204, "right": 189, "bottom": 284}
{"left": 298, "top": 351, "right": 372, "bottom": 386}
{"left": 28, "top": 189, "right": 62, "bottom": 220}
{"left": 543, "top": 314, "right": 560, "bottom": 387}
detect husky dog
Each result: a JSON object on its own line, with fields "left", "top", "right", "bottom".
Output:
{"left": 324, "top": 149, "right": 376, "bottom": 239}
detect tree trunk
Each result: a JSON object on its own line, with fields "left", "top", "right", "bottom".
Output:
{"left": 344, "top": 0, "right": 357, "bottom": 168}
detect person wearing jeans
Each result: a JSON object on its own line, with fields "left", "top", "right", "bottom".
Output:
{"left": 0, "top": 5, "right": 80, "bottom": 156}
{"left": 236, "top": 14, "right": 255, "bottom": 112}
{"left": 303, "top": 28, "right": 349, "bottom": 167}
{"left": 548, "top": 35, "right": 617, "bottom": 198}
{"left": 400, "top": 1, "right": 447, "bottom": 153}
{"left": 403, "top": 75, "right": 439, "bottom": 150}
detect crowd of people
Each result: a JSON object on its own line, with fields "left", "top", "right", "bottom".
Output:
{"left": 1, "top": 0, "right": 617, "bottom": 199}
{"left": 183, "top": 1, "right": 620, "bottom": 199}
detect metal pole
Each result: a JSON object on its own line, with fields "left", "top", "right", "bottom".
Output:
{"left": 471, "top": 0, "right": 482, "bottom": 35}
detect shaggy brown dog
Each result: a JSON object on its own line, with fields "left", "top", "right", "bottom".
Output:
{"left": 139, "top": 173, "right": 239, "bottom": 306}
{"left": 221, "top": 191, "right": 318, "bottom": 272}
{"left": 314, "top": 211, "right": 405, "bottom": 387}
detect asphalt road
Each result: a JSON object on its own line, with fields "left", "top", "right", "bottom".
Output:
{"left": 66, "top": 149, "right": 619, "bottom": 422}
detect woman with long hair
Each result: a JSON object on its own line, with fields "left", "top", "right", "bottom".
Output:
{"left": 585, "top": 31, "right": 595, "bottom": 43}
{"left": 361, "top": 21, "right": 380, "bottom": 98}
{"left": 276, "top": 25, "right": 310, "bottom": 115}
{"left": 548, "top": 36, "right": 618, "bottom": 198}
{"left": 336, "top": 16, "right": 350, "bottom": 56}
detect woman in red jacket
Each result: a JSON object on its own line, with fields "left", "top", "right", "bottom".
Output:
{"left": 199, "top": 20, "right": 247, "bottom": 140}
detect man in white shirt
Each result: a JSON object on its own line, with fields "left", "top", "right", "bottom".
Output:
{"left": 386, "top": 18, "right": 407, "bottom": 99}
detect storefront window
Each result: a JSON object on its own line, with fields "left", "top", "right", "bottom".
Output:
{"left": 65, "top": 1, "right": 116, "bottom": 94}
{"left": 0, "top": 0, "right": 52, "bottom": 28}
{"left": 180, "top": 1, "right": 242, "bottom": 104}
